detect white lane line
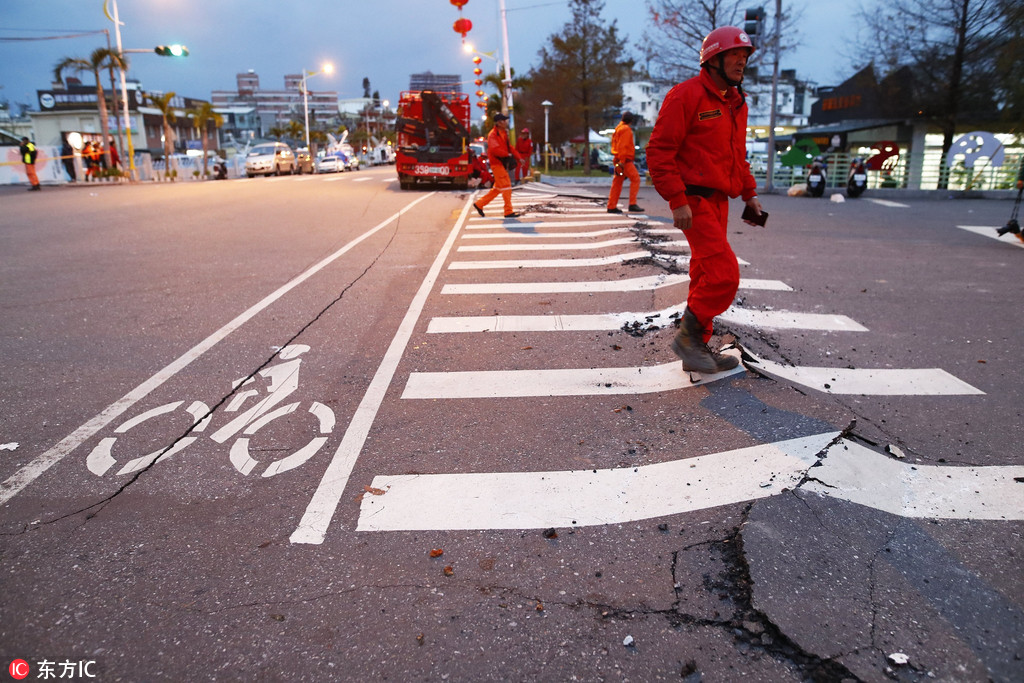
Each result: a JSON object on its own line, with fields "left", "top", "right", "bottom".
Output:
{"left": 353, "top": 177, "right": 374, "bottom": 182}
{"left": 0, "top": 193, "right": 437, "bottom": 508}
{"left": 467, "top": 218, "right": 641, "bottom": 229}
{"left": 448, "top": 251, "right": 702, "bottom": 270}
{"left": 295, "top": 176, "right": 319, "bottom": 182}
{"left": 355, "top": 434, "right": 1024, "bottom": 531}
{"left": 426, "top": 305, "right": 867, "bottom": 334}
{"left": 402, "top": 351, "right": 745, "bottom": 399}
{"left": 742, "top": 349, "right": 983, "bottom": 396}
{"left": 458, "top": 235, "right": 684, "bottom": 250}
{"left": 441, "top": 274, "right": 791, "bottom": 295}
{"left": 866, "top": 198, "right": 910, "bottom": 208}
{"left": 322, "top": 175, "right": 349, "bottom": 182}
{"left": 956, "top": 225, "right": 1024, "bottom": 247}
{"left": 356, "top": 433, "right": 838, "bottom": 531}
{"left": 290, "top": 196, "right": 472, "bottom": 545}
{"left": 806, "top": 439, "right": 1024, "bottom": 521}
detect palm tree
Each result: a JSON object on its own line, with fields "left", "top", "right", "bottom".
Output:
{"left": 186, "top": 101, "right": 224, "bottom": 177}
{"left": 146, "top": 92, "right": 178, "bottom": 180}
{"left": 268, "top": 126, "right": 286, "bottom": 140}
{"left": 53, "top": 47, "right": 128, "bottom": 169}
{"left": 286, "top": 119, "right": 305, "bottom": 147}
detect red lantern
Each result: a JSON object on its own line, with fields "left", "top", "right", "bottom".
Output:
{"left": 476, "top": 102, "right": 487, "bottom": 108}
{"left": 473, "top": 56, "right": 482, "bottom": 65}
{"left": 450, "top": 0, "right": 469, "bottom": 7}
{"left": 474, "top": 79, "right": 483, "bottom": 86}
{"left": 453, "top": 17, "right": 472, "bottom": 39}
{"left": 473, "top": 67, "right": 482, "bottom": 76}
{"left": 475, "top": 90, "right": 485, "bottom": 97}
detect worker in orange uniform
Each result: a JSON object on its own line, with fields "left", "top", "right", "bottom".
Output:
{"left": 515, "top": 128, "right": 534, "bottom": 182}
{"left": 646, "top": 26, "right": 763, "bottom": 374}
{"left": 19, "top": 137, "right": 41, "bottom": 191}
{"left": 606, "top": 112, "right": 643, "bottom": 214}
{"left": 473, "top": 113, "right": 522, "bottom": 218}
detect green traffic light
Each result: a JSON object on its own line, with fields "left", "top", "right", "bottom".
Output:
{"left": 154, "top": 44, "right": 189, "bottom": 57}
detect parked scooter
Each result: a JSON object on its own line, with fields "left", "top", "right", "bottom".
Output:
{"left": 806, "top": 156, "right": 827, "bottom": 197}
{"left": 996, "top": 188, "right": 1023, "bottom": 243}
{"left": 847, "top": 157, "right": 867, "bottom": 198}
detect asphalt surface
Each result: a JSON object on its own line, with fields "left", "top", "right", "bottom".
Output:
{"left": 0, "top": 169, "right": 1021, "bottom": 682}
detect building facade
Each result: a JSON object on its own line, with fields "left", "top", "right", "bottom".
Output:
{"left": 211, "top": 70, "right": 338, "bottom": 135}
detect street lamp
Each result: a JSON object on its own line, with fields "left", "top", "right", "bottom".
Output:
{"left": 302, "top": 62, "right": 333, "bottom": 158}
{"left": 541, "top": 100, "right": 553, "bottom": 174}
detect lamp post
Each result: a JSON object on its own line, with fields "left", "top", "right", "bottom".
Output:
{"left": 302, "top": 63, "right": 333, "bottom": 157}
{"left": 541, "top": 100, "right": 552, "bottom": 174}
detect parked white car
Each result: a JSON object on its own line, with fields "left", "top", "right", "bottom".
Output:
{"left": 316, "top": 155, "right": 345, "bottom": 173}
{"left": 244, "top": 142, "right": 296, "bottom": 177}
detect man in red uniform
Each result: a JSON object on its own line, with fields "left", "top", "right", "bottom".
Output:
{"left": 515, "top": 128, "right": 534, "bottom": 182}
{"left": 473, "top": 113, "right": 522, "bottom": 218}
{"left": 606, "top": 111, "right": 643, "bottom": 214}
{"left": 647, "top": 26, "right": 763, "bottom": 374}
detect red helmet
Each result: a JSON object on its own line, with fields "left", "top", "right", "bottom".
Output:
{"left": 700, "top": 26, "right": 755, "bottom": 64}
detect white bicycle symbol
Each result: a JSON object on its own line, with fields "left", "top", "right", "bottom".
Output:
{"left": 86, "top": 344, "right": 335, "bottom": 478}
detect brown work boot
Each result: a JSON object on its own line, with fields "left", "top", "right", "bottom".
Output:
{"left": 670, "top": 310, "right": 717, "bottom": 373}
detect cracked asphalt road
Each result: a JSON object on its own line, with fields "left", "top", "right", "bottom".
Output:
{"left": 0, "top": 176, "right": 1021, "bottom": 681}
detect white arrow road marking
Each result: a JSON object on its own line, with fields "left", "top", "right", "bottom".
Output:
{"left": 957, "top": 225, "right": 1024, "bottom": 247}
{"left": 426, "top": 305, "right": 867, "bottom": 334}
{"left": 742, "top": 349, "right": 984, "bottom": 396}
{"left": 441, "top": 274, "right": 791, "bottom": 295}
{"left": 402, "top": 350, "right": 745, "bottom": 399}
{"left": 805, "top": 439, "right": 1024, "bottom": 520}
{"left": 461, "top": 228, "right": 679, "bottom": 242}
{"left": 866, "top": 198, "right": 910, "bottom": 208}
{"left": 448, "top": 251, "right": 705, "bottom": 270}
{"left": 355, "top": 434, "right": 1024, "bottom": 531}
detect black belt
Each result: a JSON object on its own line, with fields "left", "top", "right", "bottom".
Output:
{"left": 685, "top": 185, "right": 715, "bottom": 198}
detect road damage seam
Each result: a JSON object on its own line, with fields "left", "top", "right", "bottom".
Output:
{"left": 19, "top": 222, "right": 406, "bottom": 536}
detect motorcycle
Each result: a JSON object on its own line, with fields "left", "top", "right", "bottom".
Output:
{"left": 847, "top": 157, "right": 867, "bottom": 198}
{"left": 996, "top": 188, "right": 1023, "bottom": 243}
{"left": 806, "top": 156, "right": 827, "bottom": 197}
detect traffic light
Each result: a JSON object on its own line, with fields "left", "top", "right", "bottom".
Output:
{"left": 154, "top": 44, "right": 189, "bottom": 57}
{"left": 744, "top": 7, "right": 765, "bottom": 45}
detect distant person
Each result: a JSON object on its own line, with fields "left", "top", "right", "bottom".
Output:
{"left": 472, "top": 113, "right": 521, "bottom": 219}
{"left": 562, "top": 142, "right": 575, "bottom": 170}
{"left": 515, "top": 128, "right": 534, "bottom": 181}
{"left": 19, "top": 137, "right": 41, "bottom": 191}
{"left": 108, "top": 136, "right": 120, "bottom": 172}
{"left": 61, "top": 134, "right": 76, "bottom": 182}
{"left": 607, "top": 112, "right": 643, "bottom": 214}
{"left": 646, "top": 26, "right": 763, "bottom": 374}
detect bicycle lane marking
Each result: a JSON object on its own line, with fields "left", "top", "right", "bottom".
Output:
{"left": 289, "top": 196, "right": 474, "bottom": 545}
{"left": 0, "top": 193, "right": 436, "bottom": 507}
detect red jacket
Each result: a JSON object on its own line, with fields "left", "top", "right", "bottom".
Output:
{"left": 515, "top": 136, "right": 533, "bottom": 159}
{"left": 646, "top": 69, "right": 757, "bottom": 210}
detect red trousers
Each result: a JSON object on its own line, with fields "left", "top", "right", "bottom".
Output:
{"left": 477, "top": 161, "right": 514, "bottom": 215}
{"left": 683, "top": 194, "right": 739, "bottom": 343}
{"left": 607, "top": 160, "right": 640, "bottom": 209}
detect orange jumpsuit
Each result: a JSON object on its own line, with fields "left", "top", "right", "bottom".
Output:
{"left": 647, "top": 69, "right": 757, "bottom": 342}
{"left": 607, "top": 121, "right": 640, "bottom": 210}
{"left": 476, "top": 125, "right": 521, "bottom": 216}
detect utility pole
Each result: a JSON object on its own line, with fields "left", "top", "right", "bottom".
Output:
{"left": 765, "top": 0, "right": 781, "bottom": 193}
{"left": 499, "top": 0, "right": 515, "bottom": 133}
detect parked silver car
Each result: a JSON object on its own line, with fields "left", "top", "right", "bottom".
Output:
{"left": 244, "top": 142, "right": 296, "bottom": 177}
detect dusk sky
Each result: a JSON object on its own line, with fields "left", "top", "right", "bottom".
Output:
{"left": 1, "top": 1, "right": 864, "bottom": 113}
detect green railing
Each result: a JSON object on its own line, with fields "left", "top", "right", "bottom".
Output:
{"left": 755, "top": 151, "right": 1024, "bottom": 192}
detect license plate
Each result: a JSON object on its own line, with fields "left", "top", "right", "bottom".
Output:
{"left": 809, "top": 174, "right": 822, "bottom": 182}
{"left": 854, "top": 174, "right": 866, "bottom": 181}
{"left": 415, "top": 164, "right": 450, "bottom": 176}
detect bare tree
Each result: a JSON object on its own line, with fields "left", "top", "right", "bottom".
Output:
{"left": 856, "top": 0, "right": 1008, "bottom": 187}
{"left": 642, "top": 0, "right": 801, "bottom": 83}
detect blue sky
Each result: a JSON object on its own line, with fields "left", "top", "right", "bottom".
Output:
{"left": 1, "top": 0, "right": 863, "bottom": 111}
